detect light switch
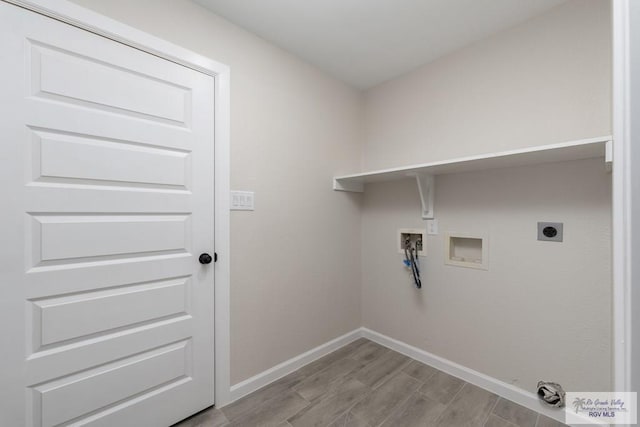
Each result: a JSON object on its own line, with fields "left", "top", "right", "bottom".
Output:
{"left": 426, "top": 219, "right": 438, "bottom": 235}
{"left": 231, "top": 191, "right": 254, "bottom": 211}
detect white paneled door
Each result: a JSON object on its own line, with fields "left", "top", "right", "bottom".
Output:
{"left": 0, "top": 3, "right": 215, "bottom": 426}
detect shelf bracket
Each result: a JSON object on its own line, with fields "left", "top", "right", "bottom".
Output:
{"left": 415, "top": 173, "right": 435, "bottom": 220}
{"left": 605, "top": 139, "right": 613, "bottom": 172}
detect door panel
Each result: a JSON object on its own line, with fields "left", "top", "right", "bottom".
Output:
{"left": 31, "top": 41, "right": 190, "bottom": 125}
{"left": 0, "top": 3, "right": 215, "bottom": 426}
{"left": 31, "top": 213, "right": 191, "bottom": 264}
{"left": 34, "top": 130, "right": 191, "bottom": 190}
{"left": 35, "top": 340, "right": 190, "bottom": 427}
{"left": 33, "top": 276, "right": 189, "bottom": 347}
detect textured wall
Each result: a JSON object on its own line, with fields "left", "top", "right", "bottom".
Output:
{"left": 364, "top": 0, "right": 611, "bottom": 170}
{"left": 69, "top": 0, "right": 364, "bottom": 384}
{"left": 68, "top": 0, "right": 614, "bottom": 396}
{"left": 361, "top": 159, "right": 611, "bottom": 392}
{"left": 361, "top": 0, "right": 612, "bottom": 393}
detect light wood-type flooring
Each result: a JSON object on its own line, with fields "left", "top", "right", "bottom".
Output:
{"left": 174, "top": 339, "right": 568, "bottom": 427}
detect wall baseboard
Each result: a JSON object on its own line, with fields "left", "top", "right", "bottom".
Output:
{"left": 361, "top": 328, "right": 576, "bottom": 425}
{"left": 227, "top": 329, "right": 362, "bottom": 403}
{"left": 228, "top": 327, "right": 597, "bottom": 426}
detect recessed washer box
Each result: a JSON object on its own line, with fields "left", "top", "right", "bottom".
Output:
{"left": 398, "top": 228, "right": 426, "bottom": 257}
{"left": 445, "top": 233, "right": 488, "bottom": 270}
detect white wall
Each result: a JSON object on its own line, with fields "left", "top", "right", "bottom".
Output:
{"left": 363, "top": 0, "right": 611, "bottom": 170}
{"left": 68, "top": 0, "right": 614, "bottom": 398}
{"left": 360, "top": 0, "right": 613, "bottom": 394}
{"left": 68, "top": 0, "right": 364, "bottom": 385}
{"left": 362, "top": 159, "right": 612, "bottom": 392}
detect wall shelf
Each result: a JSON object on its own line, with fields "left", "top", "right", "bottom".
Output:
{"left": 333, "top": 136, "right": 612, "bottom": 219}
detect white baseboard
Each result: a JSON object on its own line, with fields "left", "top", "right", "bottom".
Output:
{"left": 361, "top": 328, "right": 597, "bottom": 426}
{"left": 227, "top": 329, "right": 362, "bottom": 404}
{"left": 226, "top": 327, "right": 599, "bottom": 426}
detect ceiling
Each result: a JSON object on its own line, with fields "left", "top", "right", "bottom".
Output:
{"left": 194, "top": 0, "right": 567, "bottom": 89}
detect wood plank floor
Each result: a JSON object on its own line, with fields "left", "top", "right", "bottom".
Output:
{"left": 174, "top": 339, "right": 568, "bottom": 427}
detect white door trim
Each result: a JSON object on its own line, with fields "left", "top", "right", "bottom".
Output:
{"left": 612, "top": 0, "right": 632, "bottom": 394}
{"left": 2, "top": 0, "right": 232, "bottom": 406}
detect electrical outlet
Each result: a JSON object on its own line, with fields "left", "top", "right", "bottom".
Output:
{"left": 426, "top": 219, "right": 438, "bottom": 235}
{"left": 537, "top": 222, "right": 563, "bottom": 242}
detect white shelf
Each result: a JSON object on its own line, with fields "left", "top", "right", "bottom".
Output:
{"left": 333, "top": 136, "right": 612, "bottom": 219}
{"left": 333, "top": 136, "right": 612, "bottom": 193}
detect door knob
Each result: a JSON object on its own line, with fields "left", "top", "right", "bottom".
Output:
{"left": 199, "top": 253, "right": 213, "bottom": 264}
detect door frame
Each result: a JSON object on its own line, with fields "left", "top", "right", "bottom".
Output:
{"left": 612, "top": 0, "right": 633, "bottom": 395}
{"left": 2, "top": 0, "right": 232, "bottom": 406}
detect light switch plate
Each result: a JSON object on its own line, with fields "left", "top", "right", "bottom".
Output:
{"left": 231, "top": 191, "right": 254, "bottom": 211}
{"left": 426, "top": 219, "right": 438, "bottom": 235}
